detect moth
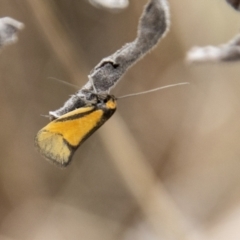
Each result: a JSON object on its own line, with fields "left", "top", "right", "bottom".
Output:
{"left": 35, "top": 94, "right": 116, "bottom": 167}
{"left": 35, "top": 0, "right": 186, "bottom": 167}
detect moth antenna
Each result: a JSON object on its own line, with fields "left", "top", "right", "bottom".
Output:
{"left": 48, "top": 77, "right": 79, "bottom": 89}
{"left": 40, "top": 114, "right": 51, "bottom": 118}
{"left": 117, "top": 82, "right": 189, "bottom": 99}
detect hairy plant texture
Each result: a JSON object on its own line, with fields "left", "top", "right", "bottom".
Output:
{"left": 49, "top": 0, "right": 170, "bottom": 119}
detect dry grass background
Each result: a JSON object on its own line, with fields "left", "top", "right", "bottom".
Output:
{"left": 0, "top": 0, "right": 240, "bottom": 239}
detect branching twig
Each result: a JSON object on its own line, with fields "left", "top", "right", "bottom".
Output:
{"left": 49, "top": 0, "right": 170, "bottom": 119}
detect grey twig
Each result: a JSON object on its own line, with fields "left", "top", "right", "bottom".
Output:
{"left": 186, "top": 33, "right": 240, "bottom": 63}
{"left": 0, "top": 17, "right": 24, "bottom": 49}
{"left": 49, "top": 0, "right": 170, "bottom": 119}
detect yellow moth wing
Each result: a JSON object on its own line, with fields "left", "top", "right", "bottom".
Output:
{"left": 36, "top": 130, "right": 71, "bottom": 166}
{"left": 35, "top": 106, "right": 104, "bottom": 166}
{"left": 42, "top": 108, "right": 103, "bottom": 147}
{"left": 35, "top": 95, "right": 117, "bottom": 167}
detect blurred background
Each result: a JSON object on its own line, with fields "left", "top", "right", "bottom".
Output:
{"left": 0, "top": 0, "right": 240, "bottom": 239}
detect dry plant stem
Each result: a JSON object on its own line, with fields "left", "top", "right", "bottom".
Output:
{"left": 50, "top": 0, "right": 170, "bottom": 118}
{"left": 88, "top": 0, "right": 170, "bottom": 92}
{"left": 0, "top": 17, "right": 24, "bottom": 49}
{"left": 101, "top": 113, "right": 197, "bottom": 240}
{"left": 26, "top": 0, "right": 88, "bottom": 83}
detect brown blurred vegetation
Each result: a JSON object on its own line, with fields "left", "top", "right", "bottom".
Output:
{"left": 0, "top": 0, "right": 240, "bottom": 239}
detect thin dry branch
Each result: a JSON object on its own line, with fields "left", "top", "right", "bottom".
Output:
{"left": 49, "top": 0, "right": 170, "bottom": 119}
